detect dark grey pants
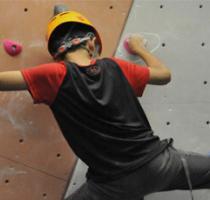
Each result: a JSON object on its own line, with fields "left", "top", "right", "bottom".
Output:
{"left": 66, "top": 146, "right": 210, "bottom": 200}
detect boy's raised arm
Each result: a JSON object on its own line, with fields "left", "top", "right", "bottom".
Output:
{"left": 128, "top": 35, "right": 171, "bottom": 85}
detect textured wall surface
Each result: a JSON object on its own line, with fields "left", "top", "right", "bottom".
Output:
{"left": 0, "top": 0, "right": 132, "bottom": 199}
{"left": 116, "top": 0, "right": 210, "bottom": 199}
{"left": 68, "top": 0, "right": 210, "bottom": 200}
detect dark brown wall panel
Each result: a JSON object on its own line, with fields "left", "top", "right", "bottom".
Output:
{"left": 0, "top": 0, "right": 133, "bottom": 199}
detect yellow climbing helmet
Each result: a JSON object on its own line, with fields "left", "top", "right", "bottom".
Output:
{"left": 47, "top": 11, "right": 102, "bottom": 57}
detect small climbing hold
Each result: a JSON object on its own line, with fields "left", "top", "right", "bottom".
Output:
{"left": 123, "top": 37, "right": 135, "bottom": 54}
{"left": 3, "top": 39, "right": 22, "bottom": 56}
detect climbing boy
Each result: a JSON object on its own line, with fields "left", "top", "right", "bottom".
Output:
{"left": 1, "top": 9, "right": 210, "bottom": 200}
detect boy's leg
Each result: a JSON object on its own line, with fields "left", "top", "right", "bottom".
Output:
{"left": 65, "top": 182, "right": 110, "bottom": 200}
{"left": 65, "top": 147, "right": 210, "bottom": 200}
{"left": 65, "top": 181, "right": 145, "bottom": 200}
{"left": 140, "top": 145, "right": 210, "bottom": 195}
{"left": 162, "top": 149, "right": 210, "bottom": 191}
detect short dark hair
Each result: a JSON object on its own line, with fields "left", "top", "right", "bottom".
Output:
{"left": 49, "top": 22, "right": 95, "bottom": 60}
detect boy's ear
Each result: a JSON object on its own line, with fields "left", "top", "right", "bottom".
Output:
{"left": 92, "top": 36, "right": 97, "bottom": 44}
{"left": 88, "top": 37, "right": 97, "bottom": 50}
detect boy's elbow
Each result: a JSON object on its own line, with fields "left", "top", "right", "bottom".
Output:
{"left": 148, "top": 67, "right": 172, "bottom": 85}
{"left": 163, "top": 69, "right": 171, "bottom": 84}
{"left": 155, "top": 69, "right": 171, "bottom": 85}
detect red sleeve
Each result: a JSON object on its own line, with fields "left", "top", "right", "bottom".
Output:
{"left": 111, "top": 57, "right": 150, "bottom": 97}
{"left": 21, "top": 62, "right": 66, "bottom": 105}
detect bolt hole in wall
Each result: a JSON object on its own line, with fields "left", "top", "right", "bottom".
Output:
{"left": 160, "top": 5, "right": 164, "bottom": 9}
{"left": 24, "top": 8, "right": 28, "bottom": 12}
{"left": 109, "top": 5, "right": 114, "bottom": 9}
{"left": 19, "top": 139, "right": 24, "bottom": 143}
{"left": 203, "top": 80, "right": 208, "bottom": 85}
{"left": 199, "top": 4, "right": 203, "bottom": 8}
{"left": 201, "top": 42, "right": 205, "bottom": 46}
{"left": 42, "top": 193, "right": 47, "bottom": 199}
{"left": 162, "top": 43, "right": 166, "bottom": 47}
{"left": 166, "top": 122, "right": 171, "bottom": 126}
{"left": 206, "top": 121, "right": 210, "bottom": 125}
{"left": 4, "top": 179, "right": 9, "bottom": 184}
{"left": 56, "top": 153, "right": 61, "bottom": 158}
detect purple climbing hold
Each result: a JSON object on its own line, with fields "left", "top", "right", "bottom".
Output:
{"left": 123, "top": 37, "right": 135, "bottom": 54}
{"left": 3, "top": 39, "right": 22, "bottom": 56}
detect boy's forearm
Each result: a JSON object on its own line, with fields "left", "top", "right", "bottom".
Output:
{"left": 135, "top": 48, "right": 168, "bottom": 70}
{"left": 136, "top": 48, "right": 171, "bottom": 85}
{"left": 0, "top": 71, "right": 27, "bottom": 91}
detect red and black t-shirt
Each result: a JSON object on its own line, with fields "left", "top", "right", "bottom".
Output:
{"left": 21, "top": 58, "right": 149, "bottom": 105}
{"left": 21, "top": 57, "right": 169, "bottom": 182}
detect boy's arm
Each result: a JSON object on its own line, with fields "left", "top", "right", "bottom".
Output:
{"left": 0, "top": 71, "right": 27, "bottom": 91}
{"left": 128, "top": 35, "right": 171, "bottom": 85}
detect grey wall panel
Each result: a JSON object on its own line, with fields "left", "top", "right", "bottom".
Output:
{"left": 64, "top": 160, "right": 88, "bottom": 198}
{"left": 116, "top": 0, "right": 210, "bottom": 199}
{"left": 117, "top": 0, "right": 210, "bottom": 153}
{"left": 142, "top": 103, "right": 210, "bottom": 152}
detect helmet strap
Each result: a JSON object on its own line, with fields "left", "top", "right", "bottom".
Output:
{"left": 81, "top": 36, "right": 100, "bottom": 59}
{"left": 80, "top": 44, "right": 99, "bottom": 59}
{"left": 55, "top": 32, "right": 98, "bottom": 59}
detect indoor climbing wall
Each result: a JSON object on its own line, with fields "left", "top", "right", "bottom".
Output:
{"left": 66, "top": 0, "right": 210, "bottom": 200}
{"left": 0, "top": 1, "right": 132, "bottom": 199}
{"left": 117, "top": 0, "right": 210, "bottom": 199}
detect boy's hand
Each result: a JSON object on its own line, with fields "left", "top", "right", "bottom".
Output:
{"left": 127, "top": 34, "right": 147, "bottom": 54}
{"left": 127, "top": 35, "right": 171, "bottom": 85}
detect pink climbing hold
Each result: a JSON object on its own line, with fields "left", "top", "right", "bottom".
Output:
{"left": 123, "top": 37, "right": 136, "bottom": 55}
{"left": 3, "top": 39, "right": 22, "bottom": 56}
